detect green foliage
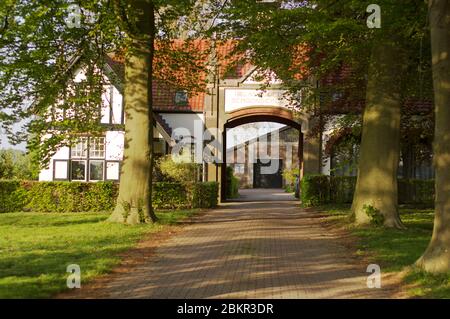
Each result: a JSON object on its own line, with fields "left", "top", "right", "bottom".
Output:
{"left": 300, "top": 175, "right": 330, "bottom": 207}
{"left": 0, "top": 180, "right": 28, "bottom": 213}
{"left": 152, "top": 182, "right": 189, "bottom": 210}
{"left": 153, "top": 182, "right": 219, "bottom": 210}
{"left": 398, "top": 179, "right": 434, "bottom": 206}
{"left": 217, "top": 0, "right": 431, "bottom": 108}
{"left": 363, "top": 204, "right": 385, "bottom": 226}
{"left": 301, "top": 176, "right": 434, "bottom": 207}
{"left": 0, "top": 150, "right": 39, "bottom": 180}
{"left": 23, "top": 181, "right": 118, "bottom": 213}
{"left": 120, "top": 201, "right": 131, "bottom": 222}
{"left": 321, "top": 205, "right": 448, "bottom": 298}
{"left": 0, "top": 180, "right": 219, "bottom": 213}
{"left": 282, "top": 167, "right": 299, "bottom": 193}
{"left": 190, "top": 182, "right": 219, "bottom": 208}
{"left": 330, "top": 176, "right": 357, "bottom": 203}
{"left": 191, "top": 182, "right": 219, "bottom": 209}
{"left": 226, "top": 166, "right": 239, "bottom": 199}
{"left": 0, "top": 209, "right": 197, "bottom": 298}
{"left": 156, "top": 155, "right": 201, "bottom": 183}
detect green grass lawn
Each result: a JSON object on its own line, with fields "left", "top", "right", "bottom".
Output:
{"left": 318, "top": 204, "right": 450, "bottom": 298}
{"left": 0, "top": 210, "right": 197, "bottom": 299}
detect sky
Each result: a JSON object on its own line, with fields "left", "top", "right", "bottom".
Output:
{"left": 0, "top": 125, "right": 27, "bottom": 151}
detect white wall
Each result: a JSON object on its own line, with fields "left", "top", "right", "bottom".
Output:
{"left": 38, "top": 132, "right": 124, "bottom": 182}
{"left": 160, "top": 113, "right": 204, "bottom": 139}
{"left": 38, "top": 146, "right": 70, "bottom": 181}
{"left": 105, "top": 131, "right": 124, "bottom": 160}
{"left": 224, "top": 89, "right": 290, "bottom": 113}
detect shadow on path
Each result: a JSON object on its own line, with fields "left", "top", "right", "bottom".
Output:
{"left": 68, "top": 197, "right": 400, "bottom": 299}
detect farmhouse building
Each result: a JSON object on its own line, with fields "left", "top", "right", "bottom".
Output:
{"left": 39, "top": 40, "right": 433, "bottom": 201}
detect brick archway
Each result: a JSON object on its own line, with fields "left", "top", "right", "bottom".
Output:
{"left": 225, "top": 106, "right": 301, "bottom": 130}
{"left": 221, "top": 107, "right": 304, "bottom": 200}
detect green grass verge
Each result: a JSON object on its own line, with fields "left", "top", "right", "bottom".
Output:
{"left": 317, "top": 204, "right": 450, "bottom": 298}
{"left": 0, "top": 210, "right": 197, "bottom": 299}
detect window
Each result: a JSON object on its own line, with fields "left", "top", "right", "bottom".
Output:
{"left": 89, "top": 160, "right": 104, "bottom": 181}
{"left": 174, "top": 91, "right": 188, "bottom": 105}
{"left": 154, "top": 138, "right": 166, "bottom": 155}
{"left": 54, "top": 160, "right": 69, "bottom": 180}
{"left": 69, "top": 136, "right": 110, "bottom": 182}
{"left": 71, "top": 137, "right": 88, "bottom": 158}
{"left": 89, "top": 137, "right": 105, "bottom": 158}
{"left": 71, "top": 160, "right": 87, "bottom": 181}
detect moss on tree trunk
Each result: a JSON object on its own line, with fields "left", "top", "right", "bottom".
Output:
{"left": 416, "top": 0, "right": 450, "bottom": 273}
{"left": 351, "top": 40, "right": 405, "bottom": 229}
{"left": 108, "top": 0, "right": 157, "bottom": 224}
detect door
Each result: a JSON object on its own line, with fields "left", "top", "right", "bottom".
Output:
{"left": 253, "top": 159, "right": 283, "bottom": 188}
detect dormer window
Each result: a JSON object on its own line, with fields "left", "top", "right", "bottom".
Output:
{"left": 174, "top": 90, "right": 188, "bottom": 106}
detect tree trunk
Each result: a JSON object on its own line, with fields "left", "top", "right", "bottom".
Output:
{"left": 108, "top": 0, "right": 157, "bottom": 224}
{"left": 416, "top": 0, "right": 450, "bottom": 273}
{"left": 351, "top": 40, "right": 405, "bottom": 229}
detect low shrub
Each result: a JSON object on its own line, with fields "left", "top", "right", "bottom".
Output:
{"left": 156, "top": 155, "right": 201, "bottom": 183}
{"left": 0, "top": 180, "right": 28, "bottom": 213}
{"left": 398, "top": 179, "right": 434, "bottom": 206}
{"left": 191, "top": 182, "right": 219, "bottom": 208}
{"left": 330, "top": 176, "right": 357, "bottom": 203}
{"left": 152, "top": 182, "right": 189, "bottom": 210}
{"left": 300, "top": 175, "right": 434, "bottom": 207}
{"left": 300, "top": 175, "right": 330, "bottom": 207}
{"left": 24, "top": 181, "right": 118, "bottom": 212}
{"left": 282, "top": 168, "right": 300, "bottom": 193}
{"left": 226, "top": 166, "right": 240, "bottom": 199}
{"left": 363, "top": 204, "right": 385, "bottom": 226}
{"left": 0, "top": 180, "right": 219, "bottom": 213}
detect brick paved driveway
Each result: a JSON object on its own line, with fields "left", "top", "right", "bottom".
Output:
{"left": 86, "top": 189, "right": 397, "bottom": 299}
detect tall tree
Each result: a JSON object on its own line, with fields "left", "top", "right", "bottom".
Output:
{"left": 218, "top": 0, "right": 428, "bottom": 228}
{"left": 107, "top": 0, "right": 157, "bottom": 223}
{"left": 351, "top": 38, "right": 406, "bottom": 228}
{"left": 416, "top": 0, "right": 450, "bottom": 273}
{"left": 0, "top": 0, "right": 214, "bottom": 224}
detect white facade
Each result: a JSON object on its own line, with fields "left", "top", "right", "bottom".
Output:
{"left": 224, "top": 89, "right": 290, "bottom": 113}
{"left": 39, "top": 64, "right": 337, "bottom": 183}
{"left": 39, "top": 67, "right": 205, "bottom": 182}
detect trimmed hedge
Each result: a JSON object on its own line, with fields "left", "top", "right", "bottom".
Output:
{"left": 152, "top": 182, "right": 189, "bottom": 210}
{"left": 330, "top": 176, "right": 356, "bottom": 204}
{"left": 300, "top": 175, "right": 330, "bottom": 207}
{"left": 398, "top": 179, "right": 434, "bottom": 206}
{"left": 24, "top": 181, "right": 117, "bottom": 212}
{"left": 226, "top": 166, "right": 240, "bottom": 199}
{"left": 0, "top": 180, "right": 219, "bottom": 213}
{"left": 0, "top": 181, "right": 28, "bottom": 213}
{"left": 301, "top": 175, "right": 434, "bottom": 207}
{"left": 191, "top": 182, "right": 219, "bottom": 209}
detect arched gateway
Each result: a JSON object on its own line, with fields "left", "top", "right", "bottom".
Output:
{"left": 203, "top": 67, "right": 322, "bottom": 201}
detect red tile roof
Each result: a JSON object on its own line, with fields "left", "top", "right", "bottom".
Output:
{"left": 106, "top": 39, "right": 253, "bottom": 113}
